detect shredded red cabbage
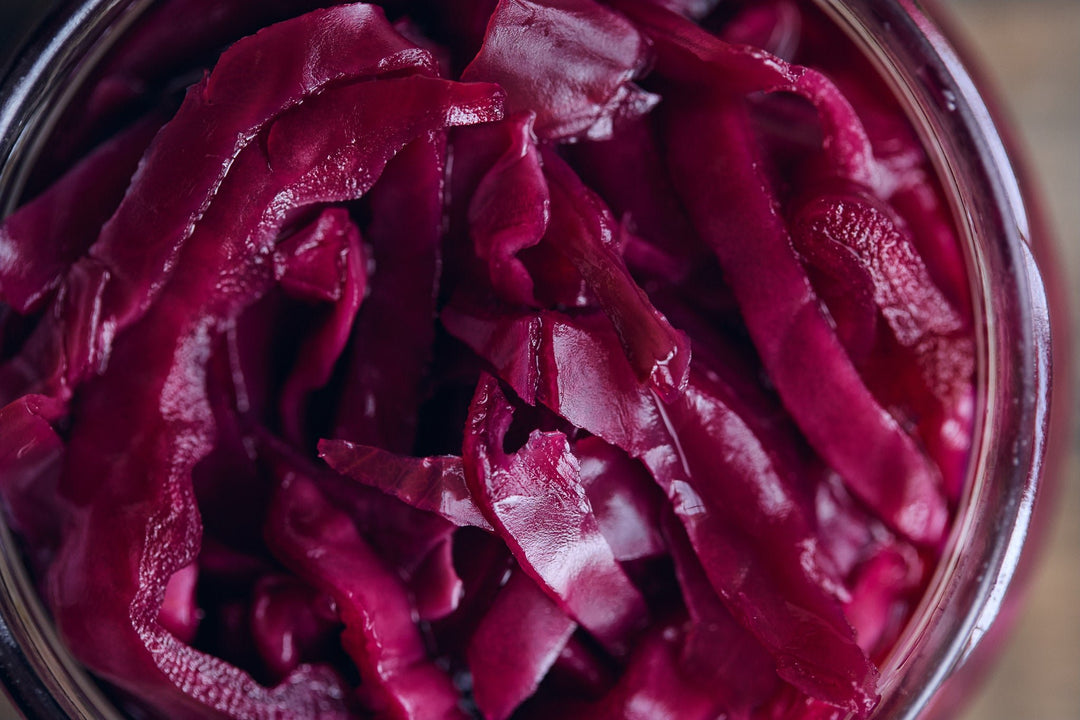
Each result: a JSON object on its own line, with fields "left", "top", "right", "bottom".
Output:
{"left": 0, "top": 1, "right": 975, "bottom": 718}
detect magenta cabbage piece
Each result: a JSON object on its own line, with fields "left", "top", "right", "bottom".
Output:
{"left": 461, "top": 0, "right": 657, "bottom": 141}
{"left": 663, "top": 95, "right": 947, "bottom": 547}
{"left": 463, "top": 374, "right": 648, "bottom": 656}
{"left": 320, "top": 440, "right": 492, "bottom": 531}
{"left": 466, "top": 568, "right": 576, "bottom": 720}
{"left": 263, "top": 446, "right": 466, "bottom": 719}
{"left": 331, "top": 133, "right": 448, "bottom": 452}
{"left": 467, "top": 113, "right": 549, "bottom": 307}
{"left": 276, "top": 208, "right": 368, "bottom": 444}
{"left": 0, "top": 1, "right": 976, "bottom": 718}
{"left": 0, "top": 114, "right": 161, "bottom": 314}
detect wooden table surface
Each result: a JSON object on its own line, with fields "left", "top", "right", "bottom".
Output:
{"left": 0, "top": 1, "right": 1077, "bottom": 719}
{"left": 943, "top": 2, "right": 1080, "bottom": 719}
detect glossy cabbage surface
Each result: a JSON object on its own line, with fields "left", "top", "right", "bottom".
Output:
{"left": 0, "top": 1, "right": 974, "bottom": 718}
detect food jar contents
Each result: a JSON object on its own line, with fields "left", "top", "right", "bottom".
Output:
{"left": 0, "top": 0, "right": 976, "bottom": 718}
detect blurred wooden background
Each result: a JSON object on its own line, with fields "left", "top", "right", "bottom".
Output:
{"left": 943, "top": 2, "right": 1080, "bottom": 719}
{"left": 0, "top": 1, "right": 1077, "bottom": 718}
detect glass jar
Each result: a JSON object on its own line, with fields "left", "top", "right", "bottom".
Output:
{"left": 0, "top": 0, "right": 1068, "bottom": 718}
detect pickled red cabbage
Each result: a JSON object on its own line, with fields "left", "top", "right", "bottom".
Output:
{"left": 0, "top": 1, "right": 975, "bottom": 718}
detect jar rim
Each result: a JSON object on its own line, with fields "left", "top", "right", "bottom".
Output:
{"left": 0, "top": 1, "right": 1059, "bottom": 718}
{"left": 814, "top": 1, "right": 1055, "bottom": 717}
{"left": 0, "top": 2, "right": 150, "bottom": 716}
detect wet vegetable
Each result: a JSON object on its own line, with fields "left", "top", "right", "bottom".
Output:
{"left": 0, "top": 0, "right": 974, "bottom": 718}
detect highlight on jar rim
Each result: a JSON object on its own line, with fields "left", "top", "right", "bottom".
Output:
{"left": 0, "top": 1, "right": 1064, "bottom": 719}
